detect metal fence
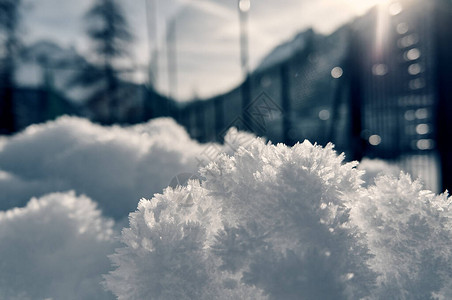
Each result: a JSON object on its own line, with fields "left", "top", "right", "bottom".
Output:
{"left": 167, "top": 0, "right": 451, "bottom": 192}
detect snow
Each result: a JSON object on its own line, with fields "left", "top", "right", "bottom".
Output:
{"left": 1, "top": 117, "right": 451, "bottom": 298}
{"left": 352, "top": 173, "right": 452, "bottom": 299}
{"left": 105, "top": 138, "right": 452, "bottom": 299}
{"left": 103, "top": 182, "right": 264, "bottom": 300}
{"left": 105, "top": 140, "right": 374, "bottom": 299}
{"left": 358, "top": 158, "right": 400, "bottom": 187}
{"left": 0, "top": 191, "right": 116, "bottom": 300}
{"left": 0, "top": 116, "right": 221, "bottom": 221}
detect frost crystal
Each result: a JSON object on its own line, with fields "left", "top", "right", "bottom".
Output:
{"left": 351, "top": 173, "right": 452, "bottom": 299}
{"left": 105, "top": 139, "right": 377, "bottom": 299}
{"left": 104, "top": 135, "right": 452, "bottom": 299}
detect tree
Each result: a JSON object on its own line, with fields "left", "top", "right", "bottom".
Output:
{"left": 71, "top": 0, "right": 133, "bottom": 124}
{"left": 0, "top": 0, "right": 22, "bottom": 134}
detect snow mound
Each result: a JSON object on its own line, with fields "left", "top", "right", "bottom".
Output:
{"left": 104, "top": 182, "right": 264, "bottom": 300}
{"left": 0, "top": 191, "right": 116, "bottom": 300}
{"left": 105, "top": 138, "right": 452, "bottom": 299}
{"left": 104, "top": 139, "right": 376, "bottom": 299}
{"left": 352, "top": 173, "right": 452, "bottom": 299}
{"left": 0, "top": 116, "right": 218, "bottom": 220}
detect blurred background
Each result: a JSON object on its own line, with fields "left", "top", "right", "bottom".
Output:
{"left": 0, "top": 0, "right": 451, "bottom": 192}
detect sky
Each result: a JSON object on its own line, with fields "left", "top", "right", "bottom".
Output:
{"left": 22, "top": 0, "right": 382, "bottom": 101}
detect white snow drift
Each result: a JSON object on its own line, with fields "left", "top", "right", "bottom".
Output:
{"left": 0, "top": 191, "right": 116, "bottom": 300}
{"left": 105, "top": 138, "right": 452, "bottom": 299}
{"left": 0, "top": 116, "right": 222, "bottom": 220}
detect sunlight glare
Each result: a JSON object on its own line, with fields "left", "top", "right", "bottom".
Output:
{"left": 374, "top": 1, "right": 403, "bottom": 60}
{"left": 389, "top": 2, "right": 403, "bottom": 15}
{"left": 375, "top": 1, "right": 390, "bottom": 60}
{"left": 343, "top": 0, "right": 387, "bottom": 14}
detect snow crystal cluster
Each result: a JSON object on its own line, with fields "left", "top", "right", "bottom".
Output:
{"left": 0, "top": 192, "right": 116, "bottom": 300}
{"left": 105, "top": 138, "right": 452, "bottom": 299}
{"left": 0, "top": 116, "right": 218, "bottom": 220}
{"left": 353, "top": 174, "right": 452, "bottom": 299}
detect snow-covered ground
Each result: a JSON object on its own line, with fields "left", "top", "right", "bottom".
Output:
{"left": 0, "top": 192, "right": 116, "bottom": 299}
{"left": 0, "top": 116, "right": 223, "bottom": 221}
{"left": 0, "top": 117, "right": 450, "bottom": 299}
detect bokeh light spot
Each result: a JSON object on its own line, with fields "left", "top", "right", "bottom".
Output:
{"left": 415, "top": 108, "right": 429, "bottom": 119}
{"left": 398, "top": 34, "right": 418, "bottom": 48}
{"left": 409, "top": 78, "right": 425, "bottom": 90}
{"left": 404, "top": 110, "right": 415, "bottom": 121}
{"left": 239, "top": 0, "right": 251, "bottom": 12}
{"left": 372, "top": 64, "right": 388, "bottom": 76}
{"left": 396, "top": 22, "right": 409, "bottom": 34}
{"left": 369, "top": 135, "right": 382, "bottom": 146}
{"left": 416, "top": 124, "right": 430, "bottom": 135}
{"left": 331, "top": 67, "right": 343, "bottom": 79}
{"left": 319, "top": 109, "right": 330, "bottom": 121}
{"left": 417, "top": 139, "right": 434, "bottom": 150}
{"left": 405, "top": 48, "right": 421, "bottom": 61}
{"left": 408, "top": 63, "right": 422, "bottom": 75}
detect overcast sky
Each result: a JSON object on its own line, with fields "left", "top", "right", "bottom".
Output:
{"left": 22, "top": 0, "right": 381, "bottom": 101}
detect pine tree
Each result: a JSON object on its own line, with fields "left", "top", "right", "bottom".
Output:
{"left": 71, "top": 0, "right": 133, "bottom": 124}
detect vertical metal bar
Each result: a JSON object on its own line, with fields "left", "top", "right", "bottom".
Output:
{"left": 238, "top": 0, "right": 251, "bottom": 127}
{"left": 348, "top": 27, "right": 365, "bottom": 161}
{"left": 281, "top": 63, "right": 292, "bottom": 145}
{"left": 145, "top": 0, "right": 159, "bottom": 86}
{"left": 434, "top": 0, "right": 452, "bottom": 191}
{"left": 167, "top": 18, "right": 178, "bottom": 100}
{"left": 215, "top": 97, "right": 224, "bottom": 142}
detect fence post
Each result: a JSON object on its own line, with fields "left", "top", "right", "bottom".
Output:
{"left": 434, "top": 0, "right": 452, "bottom": 192}
{"left": 280, "top": 62, "right": 293, "bottom": 145}
{"left": 0, "top": 86, "right": 15, "bottom": 134}
{"left": 347, "top": 27, "right": 365, "bottom": 161}
{"left": 214, "top": 97, "right": 224, "bottom": 142}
